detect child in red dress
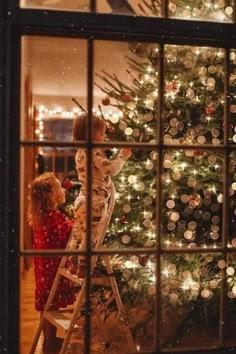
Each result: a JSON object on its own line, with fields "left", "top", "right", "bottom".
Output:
{"left": 28, "top": 172, "right": 75, "bottom": 351}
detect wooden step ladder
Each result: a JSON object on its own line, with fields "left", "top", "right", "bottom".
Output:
{"left": 29, "top": 183, "right": 136, "bottom": 354}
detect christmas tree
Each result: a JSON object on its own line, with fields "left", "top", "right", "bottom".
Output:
{"left": 61, "top": 2, "right": 236, "bottom": 350}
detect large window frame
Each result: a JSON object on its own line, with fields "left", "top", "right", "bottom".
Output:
{"left": 2, "top": 1, "right": 236, "bottom": 353}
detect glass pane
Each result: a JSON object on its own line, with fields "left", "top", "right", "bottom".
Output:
{"left": 229, "top": 49, "right": 236, "bottom": 144}
{"left": 169, "top": 0, "right": 234, "bottom": 22}
{"left": 20, "top": 145, "right": 78, "bottom": 251}
{"left": 21, "top": 36, "right": 87, "bottom": 141}
{"left": 20, "top": 0, "right": 90, "bottom": 11}
{"left": 161, "top": 253, "right": 221, "bottom": 349}
{"left": 20, "top": 256, "right": 83, "bottom": 354}
{"left": 94, "top": 41, "right": 159, "bottom": 144}
{"left": 225, "top": 253, "right": 236, "bottom": 347}
{"left": 97, "top": 0, "right": 161, "bottom": 16}
{"left": 89, "top": 253, "right": 157, "bottom": 352}
{"left": 229, "top": 151, "right": 236, "bottom": 247}
{"left": 164, "top": 45, "right": 225, "bottom": 146}
{"left": 162, "top": 149, "right": 224, "bottom": 248}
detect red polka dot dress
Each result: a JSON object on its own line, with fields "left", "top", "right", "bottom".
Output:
{"left": 33, "top": 210, "right": 75, "bottom": 311}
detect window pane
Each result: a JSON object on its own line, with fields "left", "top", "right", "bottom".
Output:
{"left": 21, "top": 36, "right": 87, "bottom": 141}
{"left": 97, "top": 0, "right": 161, "bottom": 16}
{"left": 94, "top": 40, "right": 159, "bottom": 144}
{"left": 161, "top": 253, "right": 221, "bottom": 349}
{"left": 20, "top": 0, "right": 90, "bottom": 11}
{"left": 169, "top": 0, "right": 234, "bottom": 22}
{"left": 225, "top": 252, "right": 236, "bottom": 347}
{"left": 19, "top": 256, "right": 83, "bottom": 353}
{"left": 162, "top": 149, "right": 224, "bottom": 248}
{"left": 164, "top": 45, "right": 225, "bottom": 146}
{"left": 89, "top": 253, "right": 157, "bottom": 352}
{"left": 229, "top": 48, "right": 236, "bottom": 144}
{"left": 229, "top": 152, "right": 236, "bottom": 247}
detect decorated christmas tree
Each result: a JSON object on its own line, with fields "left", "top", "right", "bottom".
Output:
{"left": 61, "top": 2, "right": 236, "bottom": 349}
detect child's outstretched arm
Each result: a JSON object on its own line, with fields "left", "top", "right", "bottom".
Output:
{"left": 94, "top": 148, "right": 131, "bottom": 176}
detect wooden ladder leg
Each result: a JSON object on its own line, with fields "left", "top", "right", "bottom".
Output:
{"left": 59, "top": 283, "right": 86, "bottom": 354}
{"left": 29, "top": 320, "right": 43, "bottom": 354}
{"left": 103, "top": 256, "right": 136, "bottom": 352}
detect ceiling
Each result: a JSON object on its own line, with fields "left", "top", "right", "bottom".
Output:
{"left": 22, "top": 36, "right": 132, "bottom": 110}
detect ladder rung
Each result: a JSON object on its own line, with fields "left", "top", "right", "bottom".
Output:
{"left": 59, "top": 267, "right": 112, "bottom": 287}
{"left": 58, "top": 268, "right": 84, "bottom": 285}
{"left": 44, "top": 310, "right": 79, "bottom": 331}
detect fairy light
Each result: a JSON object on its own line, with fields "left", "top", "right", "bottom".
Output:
{"left": 177, "top": 241, "right": 183, "bottom": 248}
{"left": 162, "top": 267, "right": 170, "bottom": 277}
{"left": 133, "top": 224, "right": 142, "bottom": 232}
{"left": 119, "top": 175, "right": 126, "bottom": 183}
{"left": 149, "top": 274, "right": 156, "bottom": 283}
{"left": 180, "top": 162, "right": 187, "bottom": 170}
{"left": 182, "top": 278, "right": 194, "bottom": 291}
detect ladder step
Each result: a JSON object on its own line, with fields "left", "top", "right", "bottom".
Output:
{"left": 44, "top": 310, "right": 80, "bottom": 331}
{"left": 59, "top": 267, "right": 112, "bottom": 286}
{"left": 58, "top": 268, "right": 84, "bottom": 285}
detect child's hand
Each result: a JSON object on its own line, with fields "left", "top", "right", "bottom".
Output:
{"left": 120, "top": 148, "right": 132, "bottom": 159}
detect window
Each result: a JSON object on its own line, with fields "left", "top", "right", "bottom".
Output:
{"left": 1, "top": 1, "right": 236, "bottom": 354}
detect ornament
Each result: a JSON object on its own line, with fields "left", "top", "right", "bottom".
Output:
{"left": 144, "top": 197, "right": 153, "bottom": 206}
{"left": 197, "top": 135, "right": 206, "bottom": 144}
{"left": 120, "top": 216, "right": 128, "bottom": 223}
{"left": 123, "top": 205, "right": 131, "bottom": 213}
{"left": 150, "top": 151, "right": 158, "bottom": 160}
{"left": 148, "top": 286, "right": 156, "bottom": 295}
{"left": 226, "top": 267, "right": 235, "bottom": 276}
{"left": 193, "top": 150, "right": 203, "bottom": 157}
{"left": 119, "top": 121, "right": 127, "bottom": 131}
{"left": 62, "top": 178, "right": 73, "bottom": 190}
{"left": 218, "top": 259, "right": 227, "bottom": 269}
{"left": 145, "top": 112, "right": 153, "bottom": 121}
{"left": 122, "top": 93, "right": 132, "bottom": 102}
{"left": 210, "top": 279, "right": 219, "bottom": 289}
{"left": 135, "top": 182, "right": 145, "bottom": 191}
{"left": 125, "top": 127, "right": 133, "bottom": 136}
{"left": 225, "top": 6, "right": 233, "bottom": 15}
{"left": 167, "top": 222, "right": 176, "bottom": 231}
{"left": 166, "top": 200, "right": 175, "bottom": 209}
{"left": 201, "top": 289, "right": 211, "bottom": 299}
{"left": 128, "top": 175, "right": 136, "bottom": 184}
{"left": 145, "top": 160, "right": 154, "bottom": 170}
{"left": 102, "top": 97, "right": 110, "bottom": 106}
{"left": 143, "top": 219, "right": 152, "bottom": 228}
{"left": 132, "top": 128, "right": 140, "bottom": 137}
{"left": 205, "top": 106, "right": 213, "bottom": 115}
{"left": 139, "top": 255, "right": 149, "bottom": 267}
{"left": 184, "top": 229, "right": 193, "bottom": 240}
{"left": 108, "top": 126, "right": 115, "bottom": 134}
{"left": 170, "top": 211, "right": 180, "bottom": 222}
{"left": 122, "top": 234, "right": 131, "bottom": 244}
{"left": 110, "top": 115, "right": 119, "bottom": 124}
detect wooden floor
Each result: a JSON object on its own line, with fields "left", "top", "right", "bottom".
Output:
{"left": 19, "top": 262, "right": 135, "bottom": 354}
